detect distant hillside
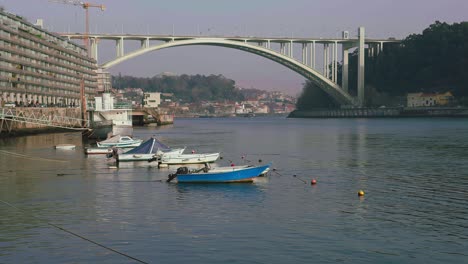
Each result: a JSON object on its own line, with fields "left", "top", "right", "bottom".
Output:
{"left": 112, "top": 74, "right": 245, "bottom": 103}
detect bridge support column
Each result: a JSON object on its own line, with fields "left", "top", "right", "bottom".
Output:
{"left": 323, "top": 44, "right": 329, "bottom": 78}
{"left": 90, "top": 38, "right": 98, "bottom": 62}
{"left": 289, "top": 41, "right": 293, "bottom": 58}
{"left": 342, "top": 44, "right": 350, "bottom": 93}
{"left": 267, "top": 40, "right": 271, "bottom": 49}
{"left": 116, "top": 37, "right": 124, "bottom": 57}
{"left": 141, "top": 38, "right": 150, "bottom": 49}
{"left": 331, "top": 43, "right": 335, "bottom": 82}
{"left": 358, "top": 26, "right": 366, "bottom": 107}
{"left": 333, "top": 41, "right": 338, "bottom": 83}
{"left": 280, "top": 43, "right": 285, "bottom": 55}
{"left": 302, "top": 43, "right": 307, "bottom": 65}
{"left": 310, "top": 41, "right": 316, "bottom": 69}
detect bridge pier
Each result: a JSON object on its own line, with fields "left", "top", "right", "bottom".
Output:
{"left": 358, "top": 26, "right": 366, "bottom": 107}
{"left": 342, "top": 44, "right": 351, "bottom": 93}
{"left": 90, "top": 38, "right": 99, "bottom": 62}
{"left": 116, "top": 37, "right": 124, "bottom": 57}
{"left": 280, "top": 43, "right": 285, "bottom": 55}
{"left": 310, "top": 41, "right": 316, "bottom": 69}
{"left": 302, "top": 43, "right": 307, "bottom": 65}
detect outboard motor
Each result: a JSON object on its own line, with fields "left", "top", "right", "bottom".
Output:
{"left": 167, "top": 167, "right": 189, "bottom": 183}
{"left": 176, "top": 167, "right": 189, "bottom": 175}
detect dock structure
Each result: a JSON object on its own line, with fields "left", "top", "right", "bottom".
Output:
{"left": 0, "top": 107, "right": 88, "bottom": 135}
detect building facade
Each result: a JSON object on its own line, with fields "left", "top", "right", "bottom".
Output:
{"left": 407, "top": 92, "right": 454, "bottom": 107}
{"left": 0, "top": 10, "right": 97, "bottom": 107}
{"left": 143, "top": 92, "right": 161, "bottom": 108}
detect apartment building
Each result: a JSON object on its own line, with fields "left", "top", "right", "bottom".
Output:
{"left": 0, "top": 10, "right": 97, "bottom": 107}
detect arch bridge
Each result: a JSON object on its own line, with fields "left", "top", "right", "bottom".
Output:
{"left": 63, "top": 28, "right": 400, "bottom": 107}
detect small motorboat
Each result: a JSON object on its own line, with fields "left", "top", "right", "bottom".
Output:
{"left": 84, "top": 147, "right": 113, "bottom": 155}
{"left": 117, "top": 137, "right": 184, "bottom": 162}
{"left": 158, "top": 152, "right": 220, "bottom": 165}
{"left": 167, "top": 163, "right": 271, "bottom": 183}
{"left": 96, "top": 135, "right": 142, "bottom": 148}
{"left": 55, "top": 144, "right": 76, "bottom": 150}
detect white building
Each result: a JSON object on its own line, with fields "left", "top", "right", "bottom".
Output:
{"left": 143, "top": 92, "right": 161, "bottom": 108}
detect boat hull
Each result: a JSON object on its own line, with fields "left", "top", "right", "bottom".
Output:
{"left": 117, "top": 153, "right": 154, "bottom": 161}
{"left": 85, "top": 147, "right": 113, "bottom": 154}
{"left": 159, "top": 153, "right": 220, "bottom": 165}
{"left": 176, "top": 164, "right": 271, "bottom": 183}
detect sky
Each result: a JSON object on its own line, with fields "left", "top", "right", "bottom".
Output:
{"left": 2, "top": 0, "right": 468, "bottom": 96}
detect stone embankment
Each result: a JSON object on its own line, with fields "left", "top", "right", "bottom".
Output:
{"left": 288, "top": 107, "right": 468, "bottom": 118}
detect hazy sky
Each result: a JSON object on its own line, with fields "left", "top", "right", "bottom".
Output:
{"left": 2, "top": 0, "right": 468, "bottom": 95}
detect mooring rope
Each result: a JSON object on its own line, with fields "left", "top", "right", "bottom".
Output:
{"left": 0, "top": 199, "right": 149, "bottom": 264}
{"left": 0, "top": 150, "right": 69, "bottom": 163}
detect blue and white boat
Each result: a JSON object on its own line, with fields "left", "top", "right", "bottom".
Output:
{"left": 167, "top": 163, "right": 271, "bottom": 183}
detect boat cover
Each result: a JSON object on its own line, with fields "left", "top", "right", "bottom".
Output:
{"left": 99, "top": 135, "right": 123, "bottom": 143}
{"left": 125, "top": 137, "right": 171, "bottom": 154}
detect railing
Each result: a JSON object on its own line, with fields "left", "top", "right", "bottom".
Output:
{"left": 0, "top": 107, "right": 89, "bottom": 133}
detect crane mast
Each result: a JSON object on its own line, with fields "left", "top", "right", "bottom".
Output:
{"left": 49, "top": 0, "right": 105, "bottom": 56}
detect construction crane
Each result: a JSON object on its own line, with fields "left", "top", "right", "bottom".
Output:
{"left": 49, "top": 0, "right": 105, "bottom": 55}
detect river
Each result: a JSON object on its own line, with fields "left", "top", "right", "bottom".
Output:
{"left": 1, "top": 117, "right": 467, "bottom": 263}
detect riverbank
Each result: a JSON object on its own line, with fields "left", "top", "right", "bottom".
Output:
{"left": 288, "top": 107, "right": 468, "bottom": 118}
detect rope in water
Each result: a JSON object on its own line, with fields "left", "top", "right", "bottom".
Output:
{"left": 0, "top": 150, "right": 69, "bottom": 163}
{"left": 0, "top": 199, "right": 149, "bottom": 264}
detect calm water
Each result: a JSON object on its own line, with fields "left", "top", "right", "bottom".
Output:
{"left": 1, "top": 117, "right": 467, "bottom": 263}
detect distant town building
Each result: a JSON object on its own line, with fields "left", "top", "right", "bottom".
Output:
{"left": 143, "top": 92, "right": 161, "bottom": 108}
{"left": 407, "top": 92, "right": 454, "bottom": 107}
{"left": 0, "top": 10, "right": 98, "bottom": 106}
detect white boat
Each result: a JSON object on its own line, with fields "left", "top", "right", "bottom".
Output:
{"left": 84, "top": 147, "right": 113, "bottom": 155}
{"left": 96, "top": 135, "right": 142, "bottom": 148}
{"left": 55, "top": 144, "right": 76, "bottom": 150}
{"left": 117, "top": 137, "right": 184, "bottom": 162}
{"left": 158, "top": 152, "right": 220, "bottom": 165}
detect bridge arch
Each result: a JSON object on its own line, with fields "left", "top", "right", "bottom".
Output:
{"left": 101, "top": 38, "right": 355, "bottom": 105}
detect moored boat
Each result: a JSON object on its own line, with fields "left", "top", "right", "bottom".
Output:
{"left": 158, "top": 152, "right": 220, "bottom": 165}
{"left": 84, "top": 147, "right": 113, "bottom": 155}
{"left": 117, "top": 137, "right": 184, "bottom": 162}
{"left": 55, "top": 144, "right": 76, "bottom": 150}
{"left": 96, "top": 135, "right": 142, "bottom": 148}
{"left": 167, "top": 163, "right": 271, "bottom": 183}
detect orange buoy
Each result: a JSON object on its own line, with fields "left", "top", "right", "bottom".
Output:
{"left": 311, "top": 179, "right": 317, "bottom": 185}
{"left": 358, "top": 190, "right": 365, "bottom": 197}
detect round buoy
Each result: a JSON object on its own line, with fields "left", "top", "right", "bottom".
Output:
{"left": 311, "top": 179, "right": 317, "bottom": 185}
{"left": 258, "top": 159, "right": 262, "bottom": 163}
{"left": 191, "top": 150, "right": 195, "bottom": 154}
{"left": 231, "top": 163, "right": 235, "bottom": 167}
{"left": 241, "top": 156, "right": 245, "bottom": 159}
{"left": 358, "top": 190, "right": 365, "bottom": 197}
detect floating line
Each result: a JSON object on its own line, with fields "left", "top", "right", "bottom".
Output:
{"left": 0, "top": 150, "right": 69, "bottom": 163}
{"left": 0, "top": 199, "right": 149, "bottom": 264}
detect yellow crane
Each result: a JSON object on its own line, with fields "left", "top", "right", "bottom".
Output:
{"left": 49, "top": 0, "right": 105, "bottom": 55}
